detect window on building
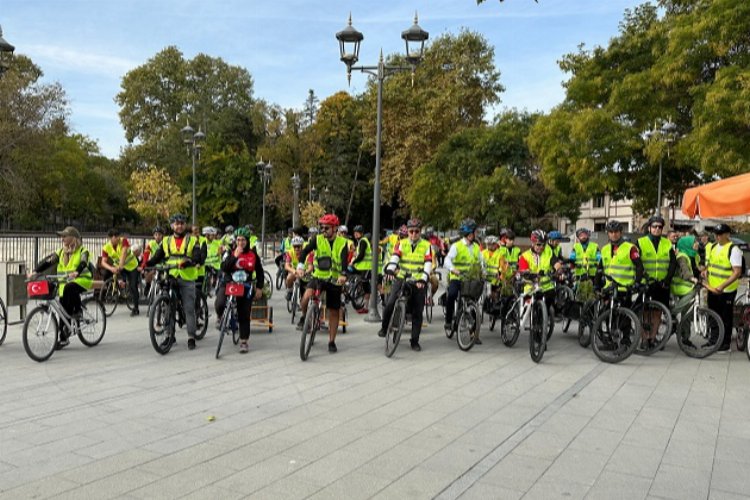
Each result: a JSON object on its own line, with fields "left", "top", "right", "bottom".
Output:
{"left": 594, "top": 222, "right": 606, "bottom": 232}
{"left": 593, "top": 195, "right": 605, "bottom": 208}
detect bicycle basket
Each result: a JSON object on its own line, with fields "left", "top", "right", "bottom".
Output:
{"left": 225, "top": 282, "right": 245, "bottom": 297}
{"left": 27, "top": 280, "right": 57, "bottom": 300}
{"left": 460, "top": 279, "right": 484, "bottom": 300}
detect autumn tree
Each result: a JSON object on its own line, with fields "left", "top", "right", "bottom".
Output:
{"left": 128, "top": 165, "right": 188, "bottom": 227}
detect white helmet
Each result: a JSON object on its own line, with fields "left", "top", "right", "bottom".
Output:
{"left": 291, "top": 236, "right": 305, "bottom": 246}
{"left": 338, "top": 225, "right": 348, "bottom": 233}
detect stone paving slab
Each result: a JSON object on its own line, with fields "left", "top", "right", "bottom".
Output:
{"left": 1, "top": 279, "right": 750, "bottom": 499}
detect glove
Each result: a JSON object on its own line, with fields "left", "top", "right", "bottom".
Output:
{"left": 347, "top": 265, "right": 355, "bottom": 274}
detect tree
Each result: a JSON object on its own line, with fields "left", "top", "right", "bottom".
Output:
{"left": 128, "top": 165, "right": 188, "bottom": 227}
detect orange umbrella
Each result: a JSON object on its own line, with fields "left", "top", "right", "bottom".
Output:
{"left": 681, "top": 172, "right": 750, "bottom": 218}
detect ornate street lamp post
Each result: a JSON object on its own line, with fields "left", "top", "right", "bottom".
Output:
{"left": 0, "top": 26, "right": 16, "bottom": 77}
{"left": 180, "top": 121, "right": 205, "bottom": 225}
{"left": 291, "top": 173, "right": 301, "bottom": 228}
{"left": 336, "top": 13, "right": 428, "bottom": 322}
{"left": 645, "top": 119, "right": 677, "bottom": 215}
{"left": 256, "top": 159, "right": 273, "bottom": 259}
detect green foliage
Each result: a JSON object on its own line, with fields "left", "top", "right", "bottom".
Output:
{"left": 128, "top": 165, "right": 188, "bottom": 227}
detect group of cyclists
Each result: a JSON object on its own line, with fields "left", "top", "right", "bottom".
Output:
{"left": 23, "top": 209, "right": 747, "bottom": 361}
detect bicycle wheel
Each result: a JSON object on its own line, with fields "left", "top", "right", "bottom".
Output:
{"left": 554, "top": 285, "right": 574, "bottom": 321}
{"left": 577, "top": 300, "right": 597, "bottom": 348}
{"left": 677, "top": 307, "right": 724, "bottom": 359}
{"left": 341, "top": 305, "right": 347, "bottom": 333}
{"left": 78, "top": 298, "right": 107, "bottom": 346}
{"left": 529, "top": 299, "right": 548, "bottom": 363}
{"left": 291, "top": 285, "right": 299, "bottom": 324}
{"left": 501, "top": 302, "right": 521, "bottom": 347}
{"left": 456, "top": 302, "right": 478, "bottom": 351}
{"left": 633, "top": 300, "right": 673, "bottom": 356}
{"left": 424, "top": 295, "right": 433, "bottom": 324}
{"left": 194, "top": 295, "right": 209, "bottom": 340}
{"left": 216, "top": 301, "right": 232, "bottom": 359}
{"left": 264, "top": 271, "right": 273, "bottom": 298}
{"left": 0, "top": 297, "right": 7, "bottom": 346}
{"left": 592, "top": 307, "right": 640, "bottom": 363}
{"left": 276, "top": 268, "right": 285, "bottom": 291}
{"left": 385, "top": 300, "right": 406, "bottom": 358}
{"left": 99, "top": 279, "right": 119, "bottom": 317}
{"left": 22, "top": 306, "right": 58, "bottom": 362}
{"left": 149, "top": 295, "right": 174, "bottom": 355}
{"left": 736, "top": 305, "right": 750, "bottom": 351}
{"left": 348, "top": 280, "right": 366, "bottom": 310}
{"left": 300, "top": 303, "right": 318, "bottom": 361}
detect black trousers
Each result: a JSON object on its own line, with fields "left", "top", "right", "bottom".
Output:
{"left": 59, "top": 283, "right": 85, "bottom": 340}
{"left": 381, "top": 279, "right": 426, "bottom": 342}
{"left": 708, "top": 290, "right": 736, "bottom": 350}
{"left": 215, "top": 287, "right": 254, "bottom": 341}
{"left": 445, "top": 279, "right": 462, "bottom": 324}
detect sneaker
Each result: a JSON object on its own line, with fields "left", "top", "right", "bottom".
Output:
{"left": 474, "top": 338, "right": 482, "bottom": 345}
{"left": 444, "top": 322, "right": 452, "bottom": 332}
{"left": 377, "top": 328, "right": 387, "bottom": 338}
{"left": 56, "top": 337, "right": 70, "bottom": 350}
{"left": 716, "top": 347, "right": 730, "bottom": 354}
{"left": 410, "top": 341, "right": 421, "bottom": 352}
{"left": 328, "top": 341, "right": 337, "bottom": 353}
{"left": 130, "top": 309, "right": 140, "bottom": 317}
{"left": 357, "top": 308, "right": 368, "bottom": 314}
{"left": 296, "top": 318, "right": 305, "bottom": 331}
{"left": 188, "top": 338, "right": 196, "bottom": 350}
{"left": 239, "top": 341, "right": 249, "bottom": 354}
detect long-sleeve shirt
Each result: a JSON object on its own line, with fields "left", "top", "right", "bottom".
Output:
{"left": 444, "top": 237, "right": 485, "bottom": 276}
{"left": 35, "top": 248, "right": 91, "bottom": 275}
{"left": 221, "top": 248, "right": 265, "bottom": 290}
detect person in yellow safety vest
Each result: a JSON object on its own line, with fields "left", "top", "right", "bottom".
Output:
{"left": 518, "top": 229, "right": 563, "bottom": 296}
{"left": 297, "top": 213, "right": 350, "bottom": 353}
{"left": 140, "top": 226, "right": 166, "bottom": 297}
{"left": 636, "top": 215, "right": 676, "bottom": 350}
{"left": 243, "top": 224, "right": 259, "bottom": 250}
{"left": 444, "top": 218, "right": 484, "bottom": 342}
{"left": 204, "top": 227, "right": 222, "bottom": 272}
{"left": 570, "top": 227, "right": 600, "bottom": 279}
{"left": 145, "top": 213, "right": 202, "bottom": 351}
{"left": 547, "top": 231, "right": 564, "bottom": 260}
{"left": 596, "top": 220, "right": 644, "bottom": 302}
{"left": 191, "top": 225, "right": 208, "bottom": 292}
{"left": 306, "top": 227, "right": 319, "bottom": 245}
{"left": 499, "top": 228, "right": 521, "bottom": 275}
{"left": 348, "top": 225, "right": 373, "bottom": 314}
{"left": 378, "top": 218, "right": 433, "bottom": 351}
{"left": 704, "top": 223, "right": 744, "bottom": 352}
{"left": 31, "top": 226, "right": 94, "bottom": 349}
{"left": 671, "top": 235, "right": 700, "bottom": 298}
{"left": 285, "top": 236, "right": 310, "bottom": 298}
{"left": 100, "top": 228, "right": 140, "bottom": 317}
{"left": 221, "top": 225, "right": 235, "bottom": 250}
{"left": 482, "top": 235, "right": 506, "bottom": 305}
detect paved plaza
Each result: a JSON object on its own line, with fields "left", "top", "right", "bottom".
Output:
{"left": 1, "top": 279, "right": 750, "bottom": 500}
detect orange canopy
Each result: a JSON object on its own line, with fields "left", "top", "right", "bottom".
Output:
{"left": 681, "top": 172, "right": 750, "bottom": 218}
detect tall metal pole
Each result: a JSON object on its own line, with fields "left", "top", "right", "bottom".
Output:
{"left": 191, "top": 150, "right": 197, "bottom": 225}
{"left": 292, "top": 181, "right": 300, "bottom": 228}
{"left": 365, "top": 56, "right": 385, "bottom": 323}
{"left": 656, "top": 158, "right": 662, "bottom": 215}
{"left": 261, "top": 174, "right": 267, "bottom": 259}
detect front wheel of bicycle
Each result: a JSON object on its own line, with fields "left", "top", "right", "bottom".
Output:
{"left": 99, "top": 279, "right": 119, "bottom": 317}
{"left": 23, "top": 305, "right": 59, "bottom": 362}
{"left": 592, "top": 307, "right": 640, "bottom": 363}
{"left": 216, "top": 302, "right": 232, "bottom": 359}
{"left": 194, "top": 295, "right": 209, "bottom": 340}
{"left": 735, "top": 305, "right": 750, "bottom": 351}
{"left": 264, "top": 271, "right": 273, "bottom": 299}
{"left": 529, "top": 299, "right": 548, "bottom": 363}
{"left": 300, "top": 303, "right": 319, "bottom": 361}
{"left": 578, "top": 300, "right": 598, "bottom": 348}
{"left": 501, "top": 303, "right": 521, "bottom": 347}
{"left": 677, "top": 307, "right": 724, "bottom": 359}
{"left": 275, "top": 268, "right": 285, "bottom": 291}
{"left": 456, "top": 302, "right": 478, "bottom": 352}
{"left": 149, "top": 295, "right": 174, "bottom": 355}
{"left": 78, "top": 298, "right": 107, "bottom": 346}
{"left": 424, "top": 295, "right": 434, "bottom": 324}
{"left": 385, "top": 299, "right": 406, "bottom": 358}
{"left": 633, "top": 300, "right": 673, "bottom": 356}
{"left": 0, "top": 297, "right": 7, "bottom": 346}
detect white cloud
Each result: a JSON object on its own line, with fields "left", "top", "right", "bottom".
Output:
{"left": 24, "top": 44, "right": 136, "bottom": 78}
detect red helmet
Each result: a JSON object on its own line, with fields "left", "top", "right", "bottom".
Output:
{"left": 318, "top": 213, "right": 340, "bottom": 227}
{"left": 398, "top": 224, "right": 408, "bottom": 237}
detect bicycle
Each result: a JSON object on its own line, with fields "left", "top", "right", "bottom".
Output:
{"left": 215, "top": 271, "right": 251, "bottom": 359}
{"left": 275, "top": 259, "right": 286, "bottom": 291}
{"left": 299, "top": 284, "right": 326, "bottom": 361}
{"left": 147, "top": 265, "right": 207, "bottom": 355}
{"left": 446, "top": 278, "right": 483, "bottom": 352}
{"left": 632, "top": 279, "right": 673, "bottom": 356}
{"left": 672, "top": 281, "right": 725, "bottom": 358}
{"left": 264, "top": 270, "right": 274, "bottom": 299}
{"left": 0, "top": 295, "right": 7, "bottom": 346}
{"left": 590, "top": 279, "right": 641, "bottom": 364}
{"left": 344, "top": 273, "right": 367, "bottom": 311}
{"left": 733, "top": 278, "right": 750, "bottom": 351}
{"left": 501, "top": 272, "right": 550, "bottom": 363}
{"left": 98, "top": 271, "right": 137, "bottom": 316}
{"left": 22, "top": 274, "right": 107, "bottom": 362}
{"left": 382, "top": 275, "right": 418, "bottom": 358}
{"left": 424, "top": 272, "right": 441, "bottom": 324}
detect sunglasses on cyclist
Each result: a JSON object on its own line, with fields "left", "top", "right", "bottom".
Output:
{"left": 320, "top": 225, "right": 332, "bottom": 231}
{"left": 408, "top": 229, "right": 420, "bottom": 234}
{"left": 651, "top": 224, "right": 664, "bottom": 229}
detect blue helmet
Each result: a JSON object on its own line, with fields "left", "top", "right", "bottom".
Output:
{"left": 459, "top": 218, "right": 477, "bottom": 236}
{"left": 548, "top": 230, "right": 562, "bottom": 241}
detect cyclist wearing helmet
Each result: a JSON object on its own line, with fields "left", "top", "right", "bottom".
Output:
{"left": 570, "top": 228, "right": 600, "bottom": 278}
{"left": 379, "top": 218, "right": 432, "bottom": 351}
{"left": 519, "top": 230, "right": 563, "bottom": 304}
{"left": 222, "top": 225, "right": 235, "bottom": 248}
{"left": 306, "top": 226, "right": 319, "bottom": 244}
{"left": 146, "top": 213, "right": 202, "bottom": 350}
{"left": 297, "top": 214, "right": 350, "bottom": 353}
{"left": 276, "top": 227, "right": 295, "bottom": 274}
{"left": 191, "top": 225, "right": 209, "bottom": 291}
{"left": 141, "top": 226, "right": 167, "bottom": 294}
{"left": 244, "top": 224, "right": 259, "bottom": 250}
{"left": 705, "top": 223, "right": 743, "bottom": 352}
{"left": 547, "top": 231, "right": 564, "bottom": 260}
{"left": 443, "top": 218, "right": 484, "bottom": 339}
{"left": 285, "top": 235, "right": 313, "bottom": 302}
{"left": 348, "top": 225, "right": 373, "bottom": 313}
{"left": 215, "top": 227, "right": 265, "bottom": 353}
{"left": 100, "top": 228, "right": 140, "bottom": 317}
{"left": 203, "top": 227, "right": 222, "bottom": 272}
{"left": 499, "top": 229, "right": 521, "bottom": 274}
{"left": 597, "top": 220, "right": 644, "bottom": 301}
{"left": 482, "top": 235, "right": 506, "bottom": 297}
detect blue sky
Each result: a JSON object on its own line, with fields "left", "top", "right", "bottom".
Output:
{"left": 3, "top": 0, "right": 644, "bottom": 158}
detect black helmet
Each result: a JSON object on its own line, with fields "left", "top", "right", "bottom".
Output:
{"left": 170, "top": 213, "right": 187, "bottom": 223}
{"left": 353, "top": 225, "right": 365, "bottom": 234}
{"left": 153, "top": 226, "right": 165, "bottom": 234}
{"left": 504, "top": 229, "right": 515, "bottom": 240}
{"left": 575, "top": 227, "right": 590, "bottom": 238}
{"left": 605, "top": 220, "right": 623, "bottom": 232}
{"left": 459, "top": 218, "right": 478, "bottom": 236}
{"left": 647, "top": 214, "right": 665, "bottom": 227}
